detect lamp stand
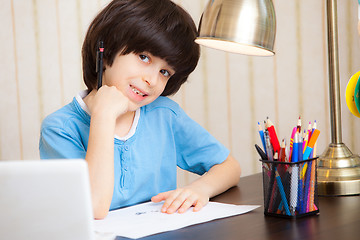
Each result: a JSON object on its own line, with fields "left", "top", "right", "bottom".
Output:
{"left": 317, "top": 0, "right": 360, "bottom": 196}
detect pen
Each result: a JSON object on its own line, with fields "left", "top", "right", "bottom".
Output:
{"left": 264, "top": 130, "right": 274, "bottom": 161}
{"left": 298, "top": 133, "right": 303, "bottom": 163}
{"left": 264, "top": 131, "right": 275, "bottom": 213}
{"left": 96, "top": 40, "right": 104, "bottom": 89}
{"left": 290, "top": 132, "right": 299, "bottom": 215}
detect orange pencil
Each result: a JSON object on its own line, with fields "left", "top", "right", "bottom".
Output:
{"left": 303, "top": 129, "right": 320, "bottom": 160}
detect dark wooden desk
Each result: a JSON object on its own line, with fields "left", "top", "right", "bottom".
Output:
{"left": 117, "top": 173, "right": 360, "bottom": 240}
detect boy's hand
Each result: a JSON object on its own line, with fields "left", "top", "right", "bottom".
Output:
{"left": 151, "top": 187, "right": 209, "bottom": 214}
{"left": 86, "top": 86, "right": 129, "bottom": 119}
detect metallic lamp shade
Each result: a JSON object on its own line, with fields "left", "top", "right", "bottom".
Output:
{"left": 195, "top": 0, "right": 276, "bottom": 56}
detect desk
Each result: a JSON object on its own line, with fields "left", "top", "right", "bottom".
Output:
{"left": 117, "top": 173, "right": 360, "bottom": 240}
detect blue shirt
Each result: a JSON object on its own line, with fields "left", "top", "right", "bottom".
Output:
{"left": 39, "top": 96, "right": 229, "bottom": 210}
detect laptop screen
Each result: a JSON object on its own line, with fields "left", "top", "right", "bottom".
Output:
{"left": 0, "top": 159, "right": 94, "bottom": 240}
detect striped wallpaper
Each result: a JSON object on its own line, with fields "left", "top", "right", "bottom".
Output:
{"left": 1, "top": 0, "right": 359, "bottom": 187}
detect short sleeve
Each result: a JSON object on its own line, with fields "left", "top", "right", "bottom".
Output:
{"left": 39, "top": 126, "right": 86, "bottom": 159}
{"left": 173, "top": 107, "right": 230, "bottom": 175}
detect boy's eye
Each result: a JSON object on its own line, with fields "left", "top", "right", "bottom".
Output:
{"left": 160, "top": 69, "right": 171, "bottom": 78}
{"left": 139, "top": 54, "right": 150, "bottom": 63}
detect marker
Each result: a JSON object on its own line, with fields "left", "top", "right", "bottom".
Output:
{"left": 96, "top": 40, "right": 104, "bottom": 89}
{"left": 255, "top": 144, "right": 267, "bottom": 160}
{"left": 291, "top": 132, "right": 299, "bottom": 162}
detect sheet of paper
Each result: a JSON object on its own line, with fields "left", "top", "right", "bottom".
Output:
{"left": 93, "top": 201, "right": 260, "bottom": 239}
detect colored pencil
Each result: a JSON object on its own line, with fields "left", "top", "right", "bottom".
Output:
{"left": 266, "top": 118, "right": 281, "bottom": 154}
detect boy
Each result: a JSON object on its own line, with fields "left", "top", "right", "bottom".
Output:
{"left": 39, "top": 0, "right": 241, "bottom": 219}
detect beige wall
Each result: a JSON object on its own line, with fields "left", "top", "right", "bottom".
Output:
{"left": 1, "top": 0, "right": 360, "bottom": 186}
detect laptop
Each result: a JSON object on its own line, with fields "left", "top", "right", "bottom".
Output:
{"left": 0, "top": 159, "right": 95, "bottom": 240}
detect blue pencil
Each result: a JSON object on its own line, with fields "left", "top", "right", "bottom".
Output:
{"left": 275, "top": 169, "right": 291, "bottom": 216}
{"left": 258, "top": 122, "right": 267, "bottom": 154}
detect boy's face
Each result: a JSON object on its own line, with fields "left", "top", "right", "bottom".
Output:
{"left": 103, "top": 52, "right": 175, "bottom": 111}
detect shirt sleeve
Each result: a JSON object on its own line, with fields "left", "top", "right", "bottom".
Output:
{"left": 173, "top": 107, "right": 230, "bottom": 175}
{"left": 39, "top": 126, "right": 86, "bottom": 160}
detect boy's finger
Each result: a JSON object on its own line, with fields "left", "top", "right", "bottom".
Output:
{"left": 165, "top": 190, "right": 192, "bottom": 214}
{"left": 151, "top": 192, "right": 169, "bottom": 202}
{"left": 160, "top": 191, "right": 180, "bottom": 213}
{"left": 177, "top": 198, "right": 196, "bottom": 214}
{"left": 193, "top": 201, "right": 204, "bottom": 212}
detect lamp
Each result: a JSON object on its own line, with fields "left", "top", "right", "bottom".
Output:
{"left": 317, "top": 0, "right": 360, "bottom": 196}
{"left": 195, "top": 0, "right": 276, "bottom": 56}
{"left": 196, "top": 0, "right": 360, "bottom": 196}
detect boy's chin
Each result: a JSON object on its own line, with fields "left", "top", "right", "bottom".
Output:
{"left": 128, "top": 102, "right": 142, "bottom": 112}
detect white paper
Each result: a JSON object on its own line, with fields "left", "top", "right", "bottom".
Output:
{"left": 93, "top": 201, "right": 260, "bottom": 239}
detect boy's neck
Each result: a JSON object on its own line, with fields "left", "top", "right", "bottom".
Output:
{"left": 114, "top": 111, "right": 136, "bottom": 138}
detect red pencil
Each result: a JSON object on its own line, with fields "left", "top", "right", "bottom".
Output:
{"left": 266, "top": 118, "right": 280, "bottom": 154}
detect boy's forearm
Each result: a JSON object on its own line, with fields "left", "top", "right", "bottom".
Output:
{"left": 189, "top": 155, "right": 241, "bottom": 199}
{"left": 86, "top": 114, "right": 116, "bottom": 219}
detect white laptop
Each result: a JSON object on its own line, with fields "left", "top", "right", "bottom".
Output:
{"left": 0, "top": 159, "right": 95, "bottom": 240}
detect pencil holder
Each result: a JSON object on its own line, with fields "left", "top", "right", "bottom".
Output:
{"left": 260, "top": 158, "right": 320, "bottom": 218}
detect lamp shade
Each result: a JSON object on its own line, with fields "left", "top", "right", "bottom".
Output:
{"left": 196, "top": 0, "right": 276, "bottom": 56}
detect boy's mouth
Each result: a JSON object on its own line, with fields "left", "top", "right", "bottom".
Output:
{"left": 130, "top": 85, "right": 147, "bottom": 97}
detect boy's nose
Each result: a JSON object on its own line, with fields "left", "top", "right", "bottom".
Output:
{"left": 142, "top": 70, "right": 158, "bottom": 86}
{"left": 142, "top": 78, "right": 150, "bottom": 86}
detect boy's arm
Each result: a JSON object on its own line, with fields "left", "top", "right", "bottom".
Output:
{"left": 85, "top": 86, "right": 129, "bottom": 219}
{"left": 151, "top": 154, "right": 241, "bottom": 214}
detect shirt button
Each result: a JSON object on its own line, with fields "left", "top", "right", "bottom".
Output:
{"left": 124, "top": 145, "right": 129, "bottom": 151}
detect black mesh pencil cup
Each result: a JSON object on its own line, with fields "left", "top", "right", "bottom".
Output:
{"left": 260, "top": 158, "right": 320, "bottom": 218}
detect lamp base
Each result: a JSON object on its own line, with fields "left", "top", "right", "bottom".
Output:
{"left": 317, "top": 143, "right": 360, "bottom": 196}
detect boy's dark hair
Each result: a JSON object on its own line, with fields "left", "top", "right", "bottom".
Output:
{"left": 82, "top": 0, "right": 200, "bottom": 96}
